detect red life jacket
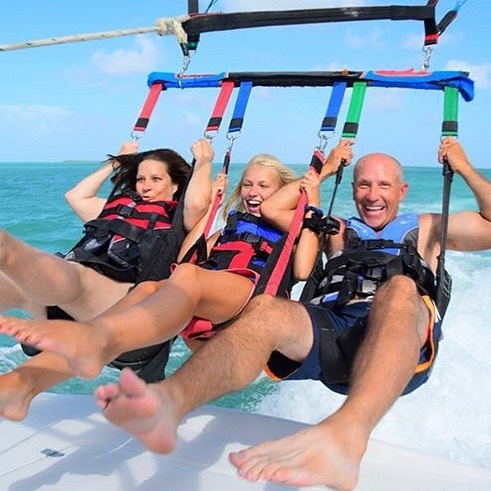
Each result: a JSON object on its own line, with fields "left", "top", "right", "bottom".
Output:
{"left": 66, "top": 192, "right": 184, "bottom": 283}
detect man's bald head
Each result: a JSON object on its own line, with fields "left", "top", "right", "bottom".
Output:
{"left": 353, "top": 153, "right": 404, "bottom": 184}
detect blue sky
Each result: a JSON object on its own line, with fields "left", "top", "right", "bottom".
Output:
{"left": 1, "top": 0, "right": 489, "bottom": 167}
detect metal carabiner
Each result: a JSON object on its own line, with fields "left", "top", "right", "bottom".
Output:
{"left": 317, "top": 130, "right": 334, "bottom": 153}
{"left": 130, "top": 131, "right": 143, "bottom": 142}
{"left": 421, "top": 45, "right": 435, "bottom": 71}
{"left": 225, "top": 132, "right": 240, "bottom": 153}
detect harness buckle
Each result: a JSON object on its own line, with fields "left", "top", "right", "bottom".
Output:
{"left": 356, "top": 277, "right": 378, "bottom": 295}
{"left": 363, "top": 238, "right": 393, "bottom": 250}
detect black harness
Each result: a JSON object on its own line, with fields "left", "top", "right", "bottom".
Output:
{"left": 313, "top": 237, "right": 438, "bottom": 307}
{"left": 65, "top": 191, "right": 186, "bottom": 284}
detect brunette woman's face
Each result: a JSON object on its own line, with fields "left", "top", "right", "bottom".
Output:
{"left": 135, "top": 159, "right": 178, "bottom": 202}
{"left": 240, "top": 164, "right": 282, "bottom": 216}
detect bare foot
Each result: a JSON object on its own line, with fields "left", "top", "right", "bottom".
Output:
{"left": 0, "top": 371, "right": 35, "bottom": 421}
{"left": 0, "top": 315, "right": 109, "bottom": 378}
{"left": 95, "top": 368, "right": 179, "bottom": 454}
{"left": 229, "top": 416, "right": 367, "bottom": 491}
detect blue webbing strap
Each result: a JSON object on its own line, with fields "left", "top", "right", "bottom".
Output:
{"left": 321, "top": 81, "right": 347, "bottom": 133}
{"left": 227, "top": 81, "right": 253, "bottom": 135}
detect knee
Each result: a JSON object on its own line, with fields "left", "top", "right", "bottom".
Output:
{"left": 242, "top": 294, "right": 280, "bottom": 317}
{"left": 377, "top": 275, "right": 418, "bottom": 301}
{"left": 169, "top": 263, "right": 200, "bottom": 284}
{"left": 132, "top": 280, "right": 160, "bottom": 296}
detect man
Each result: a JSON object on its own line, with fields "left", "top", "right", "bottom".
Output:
{"left": 10, "top": 138, "right": 491, "bottom": 490}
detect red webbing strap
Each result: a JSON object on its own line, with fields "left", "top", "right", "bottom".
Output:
{"left": 263, "top": 189, "right": 309, "bottom": 296}
{"left": 132, "top": 82, "right": 164, "bottom": 134}
{"left": 202, "top": 189, "right": 223, "bottom": 238}
{"left": 205, "top": 80, "right": 235, "bottom": 133}
{"left": 185, "top": 82, "right": 237, "bottom": 263}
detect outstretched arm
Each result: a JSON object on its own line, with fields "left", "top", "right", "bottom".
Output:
{"left": 261, "top": 139, "right": 353, "bottom": 233}
{"left": 65, "top": 141, "right": 138, "bottom": 223}
{"left": 182, "top": 138, "right": 214, "bottom": 232}
{"left": 177, "top": 173, "right": 228, "bottom": 262}
{"left": 432, "top": 138, "right": 491, "bottom": 251}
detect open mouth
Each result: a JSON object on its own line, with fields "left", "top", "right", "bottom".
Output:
{"left": 245, "top": 199, "right": 261, "bottom": 214}
{"left": 363, "top": 204, "right": 385, "bottom": 213}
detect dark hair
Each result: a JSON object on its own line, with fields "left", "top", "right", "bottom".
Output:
{"left": 108, "top": 149, "right": 191, "bottom": 201}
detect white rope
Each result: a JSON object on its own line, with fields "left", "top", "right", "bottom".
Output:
{"left": 0, "top": 15, "right": 190, "bottom": 52}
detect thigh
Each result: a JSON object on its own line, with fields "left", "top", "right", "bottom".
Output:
{"left": 1, "top": 231, "right": 132, "bottom": 320}
{"left": 178, "top": 267, "right": 255, "bottom": 324}
{"left": 266, "top": 302, "right": 369, "bottom": 387}
{"left": 58, "top": 264, "right": 133, "bottom": 321}
{"left": 1, "top": 234, "right": 86, "bottom": 301}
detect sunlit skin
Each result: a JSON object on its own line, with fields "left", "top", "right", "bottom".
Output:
{"left": 240, "top": 164, "right": 282, "bottom": 216}
{"left": 352, "top": 153, "right": 409, "bottom": 232}
{"left": 135, "top": 159, "right": 178, "bottom": 202}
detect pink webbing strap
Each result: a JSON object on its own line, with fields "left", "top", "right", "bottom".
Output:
{"left": 262, "top": 151, "right": 325, "bottom": 296}
{"left": 185, "top": 82, "right": 237, "bottom": 264}
{"left": 262, "top": 189, "right": 309, "bottom": 296}
{"left": 132, "top": 82, "right": 164, "bottom": 134}
{"left": 205, "top": 80, "right": 235, "bottom": 133}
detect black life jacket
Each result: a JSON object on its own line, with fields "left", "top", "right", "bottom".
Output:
{"left": 309, "top": 213, "right": 441, "bottom": 307}
{"left": 201, "top": 210, "right": 285, "bottom": 275}
{"left": 65, "top": 191, "right": 186, "bottom": 284}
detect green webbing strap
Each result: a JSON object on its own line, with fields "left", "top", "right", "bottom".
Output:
{"left": 442, "top": 86, "right": 459, "bottom": 137}
{"left": 341, "top": 82, "right": 367, "bottom": 139}
{"left": 436, "top": 86, "right": 459, "bottom": 315}
{"left": 326, "top": 82, "right": 367, "bottom": 217}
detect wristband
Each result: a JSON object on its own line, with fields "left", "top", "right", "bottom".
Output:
{"left": 305, "top": 205, "right": 324, "bottom": 217}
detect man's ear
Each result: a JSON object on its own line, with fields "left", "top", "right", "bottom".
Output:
{"left": 400, "top": 182, "right": 409, "bottom": 200}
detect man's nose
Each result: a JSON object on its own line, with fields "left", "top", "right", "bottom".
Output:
{"left": 367, "top": 186, "right": 380, "bottom": 200}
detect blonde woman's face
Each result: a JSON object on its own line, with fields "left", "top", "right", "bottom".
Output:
{"left": 240, "top": 164, "right": 282, "bottom": 216}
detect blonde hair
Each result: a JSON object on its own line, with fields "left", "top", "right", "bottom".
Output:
{"left": 222, "top": 153, "right": 297, "bottom": 219}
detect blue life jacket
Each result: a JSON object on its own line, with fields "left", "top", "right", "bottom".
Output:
{"left": 202, "top": 210, "right": 284, "bottom": 274}
{"left": 312, "top": 212, "right": 437, "bottom": 306}
{"left": 345, "top": 213, "right": 419, "bottom": 254}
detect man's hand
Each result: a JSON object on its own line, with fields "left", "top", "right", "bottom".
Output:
{"left": 321, "top": 139, "right": 354, "bottom": 180}
{"left": 438, "top": 137, "right": 472, "bottom": 174}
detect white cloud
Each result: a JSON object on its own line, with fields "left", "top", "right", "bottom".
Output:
{"left": 91, "top": 36, "right": 160, "bottom": 76}
{"left": 445, "top": 60, "right": 491, "bottom": 90}
{"left": 0, "top": 105, "right": 72, "bottom": 142}
{"left": 366, "top": 88, "right": 403, "bottom": 112}
{"left": 0, "top": 105, "right": 70, "bottom": 125}
{"left": 345, "top": 26, "right": 385, "bottom": 49}
{"left": 312, "top": 61, "right": 350, "bottom": 71}
{"left": 183, "top": 111, "right": 202, "bottom": 128}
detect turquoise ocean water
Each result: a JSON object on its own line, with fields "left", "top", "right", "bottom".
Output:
{"left": 1, "top": 161, "right": 490, "bottom": 469}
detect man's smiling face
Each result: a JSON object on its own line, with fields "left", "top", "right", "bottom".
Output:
{"left": 352, "top": 153, "right": 408, "bottom": 232}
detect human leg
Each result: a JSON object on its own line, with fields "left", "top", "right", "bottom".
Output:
{"left": 0, "top": 264, "right": 255, "bottom": 378}
{"left": 230, "top": 275, "right": 431, "bottom": 490}
{"left": 0, "top": 229, "right": 131, "bottom": 321}
{"left": 95, "top": 295, "right": 311, "bottom": 452}
{"left": 0, "top": 351, "right": 76, "bottom": 420}
{"left": 0, "top": 282, "right": 167, "bottom": 421}
{"left": 0, "top": 271, "right": 46, "bottom": 319}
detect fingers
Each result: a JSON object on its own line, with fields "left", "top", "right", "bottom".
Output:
{"left": 191, "top": 137, "right": 215, "bottom": 162}
{"left": 212, "top": 172, "right": 229, "bottom": 195}
{"left": 320, "top": 138, "right": 354, "bottom": 179}
{"left": 118, "top": 141, "right": 139, "bottom": 156}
